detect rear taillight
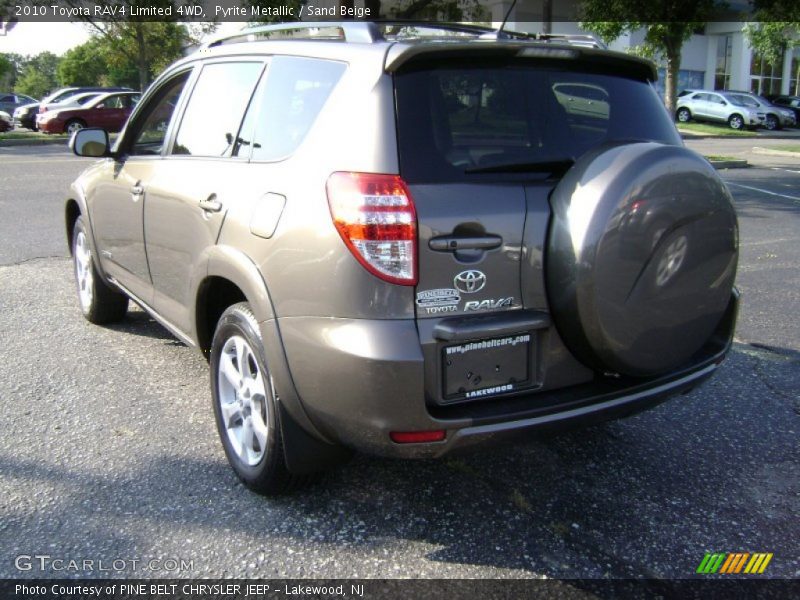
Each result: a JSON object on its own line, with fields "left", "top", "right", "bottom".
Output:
{"left": 326, "top": 172, "right": 417, "bottom": 286}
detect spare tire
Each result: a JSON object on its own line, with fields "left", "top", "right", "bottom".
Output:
{"left": 546, "top": 142, "right": 738, "bottom": 377}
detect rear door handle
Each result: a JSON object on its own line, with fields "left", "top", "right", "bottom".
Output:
{"left": 199, "top": 195, "right": 222, "bottom": 213}
{"left": 429, "top": 234, "right": 503, "bottom": 252}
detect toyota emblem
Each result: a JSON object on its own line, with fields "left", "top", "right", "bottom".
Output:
{"left": 454, "top": 270, "right": 486, "bottom": 294}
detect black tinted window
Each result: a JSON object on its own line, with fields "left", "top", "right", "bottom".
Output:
{"left": 247, "top": 56, "right": 346, "bottom": 161}
{"left": 395, "top": 62, "right": 681, "bottom": 183}
{"left": 173, "top": 62, "right": 264, "bottom": 157}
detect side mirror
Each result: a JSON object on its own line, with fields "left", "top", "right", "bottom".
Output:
{"left": 720, "top": 101, "right": 727, "bottom": 106}
{"left": 70, "top": 128, "right": 110, "bottom": 158}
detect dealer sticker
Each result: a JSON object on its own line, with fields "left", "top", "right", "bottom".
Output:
{"left": 416, "top": 288, "right": 461, "bottom": 307}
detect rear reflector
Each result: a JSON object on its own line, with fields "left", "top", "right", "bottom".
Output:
{"left": 326, "top": 172, "right": 417, "bottom": 285}
{"left": 390, "top": 430, "right": 446, "bottom": 444}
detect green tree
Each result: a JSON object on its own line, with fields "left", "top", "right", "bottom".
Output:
{"left": 64, "top": 1, "right": 216, "bottom": 91}
{"left": 580, "top": 1, "right": 721, "bottom": 114}
{"left": 0, "top": 53, "right": 13, "bottom": 88}
{"left": 57, "top": 38, "right": 108, "bottom": 87}
{"left": 13, "top": 51, "right": 60, "bottom": 98}
{"left": 14, "top": 68, "right": 52, "bottom": 99}
{"left": 744, "top": 2, "right": 799, "bottom": 94}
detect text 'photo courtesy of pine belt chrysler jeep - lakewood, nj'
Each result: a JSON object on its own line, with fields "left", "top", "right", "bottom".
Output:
{"left": 65, "top": 21, "right": 739, "bottom": 495}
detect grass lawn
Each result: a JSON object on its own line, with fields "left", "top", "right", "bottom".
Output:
{"left": 677, "top": 122, "right": 757, "bottom": 137}
{"left": 705, "top": 155, "right": 740, "bottom": 161}
{"left": 0, "top": 131, "right": 68, "bottom": 141}
{"left": 767, "top": 144, "right": 800, "bottom": 153}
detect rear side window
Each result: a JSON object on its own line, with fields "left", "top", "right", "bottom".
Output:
{"left": 173, "top": 62, "right": 264, "bottom": 157}
{"left": 246, "top": 56, "right": 346, "bottom": 161}
{"left": 395, "top": 61, "right": 681, "bottom": 183}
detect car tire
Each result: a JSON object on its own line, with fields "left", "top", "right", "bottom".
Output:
{"left": 728, "top": 114, "right": 744, "bottom": 130}
{"left": 676, "top": 108, "right": 691, "bottom": 123}
{"left": 72, "top": 217, "right": 129, "bottom": 324}
{"left": 210, "top": 302, "right": 307, "bottom": 496}
{"left": 65, "top": 119, "right": 87, "bottom": 135}
{"left": 764, "top": 114, "right": 779, "bottom": 131}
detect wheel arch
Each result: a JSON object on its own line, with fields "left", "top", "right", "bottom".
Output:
{"left": 194, "top": 246, "right": 276, "bottom": 358}
{"left": 195, "top": 245, "right": 347, "bottom": 473}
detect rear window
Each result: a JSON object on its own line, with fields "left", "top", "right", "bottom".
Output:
{"left": 395, "top": 62, "right": 681, "bottom": 183}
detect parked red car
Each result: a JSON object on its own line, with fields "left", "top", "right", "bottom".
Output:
{"left": 38, "top": 91, "right": 141, "bottom": 134}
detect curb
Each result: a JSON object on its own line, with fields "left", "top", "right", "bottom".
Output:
{"left": 679, "top": 130, "right": 800, "bottom": 141}
{"left": 752, "top": 147, "right": 800, "bottom": 158}
{"left": 0, "top": 137, "right": 69, "bottom": 147}
{"left": 679, "top": 131, "right": 758, "bottom": 140}
{"left": 708, "top": 159, "right": 749, "bottom": 169}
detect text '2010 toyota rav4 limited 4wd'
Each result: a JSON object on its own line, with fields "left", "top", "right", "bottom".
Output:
{"left": 67, "top": 22, "right": 739, "bottom": 495}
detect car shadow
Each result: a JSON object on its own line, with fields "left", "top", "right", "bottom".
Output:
{"left": 1, "top": 345, "right": 797, "bottom": 579}
{"left": 102, "top": 309, "right": 184, "bottom": 345}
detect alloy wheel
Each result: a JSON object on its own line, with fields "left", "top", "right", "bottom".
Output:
{"left": 216, "top": 335, "right": 269, "bottom": 466}
{"left": 74, "top": 231, "right": 94, "bottom": 311}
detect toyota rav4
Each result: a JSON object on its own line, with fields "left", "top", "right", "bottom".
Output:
{"left": 66, "top": 22, "right": 739, "bottom": 494}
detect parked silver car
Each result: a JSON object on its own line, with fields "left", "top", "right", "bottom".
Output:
{"left": 676, "top": 90, "right": 765, "bottom": 130}
{"left": 723, "top": 91, "right": 796, "bottom": 130}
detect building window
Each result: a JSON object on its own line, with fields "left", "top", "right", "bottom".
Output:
{"left": 790, "top": 53, "right": 800, "bottom": 96}
{"left": 750, "top": 51, "right": 782, "bottom": 96}
{"left": 715, "top": 35, "right": 732, "bottom": 90}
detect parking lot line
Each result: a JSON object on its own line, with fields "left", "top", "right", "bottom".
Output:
{"left": 768, "top": 167, "right": 800, "bottom": 175}
{"left": 725, "top": 181, "right": 800, "bottom": 203}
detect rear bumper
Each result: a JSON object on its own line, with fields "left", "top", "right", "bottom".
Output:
{"left": 275, "top": 290, "right": 738, "bottom": 459}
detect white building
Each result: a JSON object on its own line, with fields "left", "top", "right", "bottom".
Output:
{"left": 485, "top": 0, "right": 800, "bottom": 96}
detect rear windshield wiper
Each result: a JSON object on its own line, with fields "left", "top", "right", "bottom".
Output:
{"left": 465, "top": 158, "right": 574, "bottom": 176}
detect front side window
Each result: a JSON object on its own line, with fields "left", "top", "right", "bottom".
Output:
{"left": 172, "top": 62, "right": 264, "bottom": 157}
{"left": 247, "top": 56, "right": 346, "bottom": 161}
{"left": 127, "top": 72, "right": 191, "bottom": 156}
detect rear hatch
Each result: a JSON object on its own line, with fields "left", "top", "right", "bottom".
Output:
{"left": 393, "top": 53, "right": 683, "bottom": 406}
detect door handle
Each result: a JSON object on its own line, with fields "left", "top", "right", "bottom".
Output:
{"left": 429, "top": 234, "right": 503, "bottom": 252}
{"left": 199, "top": 195, "right": 222, "bottom": 213}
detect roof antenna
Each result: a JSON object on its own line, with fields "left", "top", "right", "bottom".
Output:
{"left": 481, "top": 0, "right": 519, "bottom": 40}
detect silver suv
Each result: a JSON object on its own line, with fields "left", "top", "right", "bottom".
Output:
{"left": 67, "top": 22, "right": 739, "bottom": 495}
{"left": 722, "top": 91, "right": 797, "bottom": 130}
{"left": 676, "top": 90, "right": 765, "bottom": 129}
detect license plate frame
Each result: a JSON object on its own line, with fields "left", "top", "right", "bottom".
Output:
{"left": 441, "top": 333, "right": 532, "bottom": 403}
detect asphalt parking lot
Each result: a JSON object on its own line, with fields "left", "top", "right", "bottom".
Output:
{"left": 0, "top": 141, "right": 798, "bottom": 581}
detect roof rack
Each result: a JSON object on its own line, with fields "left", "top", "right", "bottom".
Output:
{"left": 201, "top": 21, "right": 605, "bottom": 50}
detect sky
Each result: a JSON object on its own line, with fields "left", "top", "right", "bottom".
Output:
{"left": 0, "top": 21, "right": 244, "bottom": 57}
{"left": 0, "top": 23, "right": 92, "bottom": 56}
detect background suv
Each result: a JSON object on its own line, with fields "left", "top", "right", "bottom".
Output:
{"left": 0, "top": 92, "right": 38, "bottom": 115}
{"left": 676, "top": 90, "right": 765, "bottom": 129}
{"left": 723, "top": 91, "right": 796, "bottom": 130}
{"left": 767, "top": 95, "right": 800, "bottom": 122}
{"left": 66, "top": 22, "right": 739, "bottom": 495}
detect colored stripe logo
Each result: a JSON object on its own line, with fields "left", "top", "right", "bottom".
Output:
{"left": 697, "top": 552, "right": 773, "bottom": 574}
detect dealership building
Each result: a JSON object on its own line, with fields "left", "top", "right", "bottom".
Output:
{"left": 486, "top": 0, "right": 800, "bottom": 97}
{"left": 310, "top": 0, "right": 800, "bottom": 98}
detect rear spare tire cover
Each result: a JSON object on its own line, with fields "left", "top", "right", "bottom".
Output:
{"left": 546, "top": 142, "right": 738, "bottom": 376}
